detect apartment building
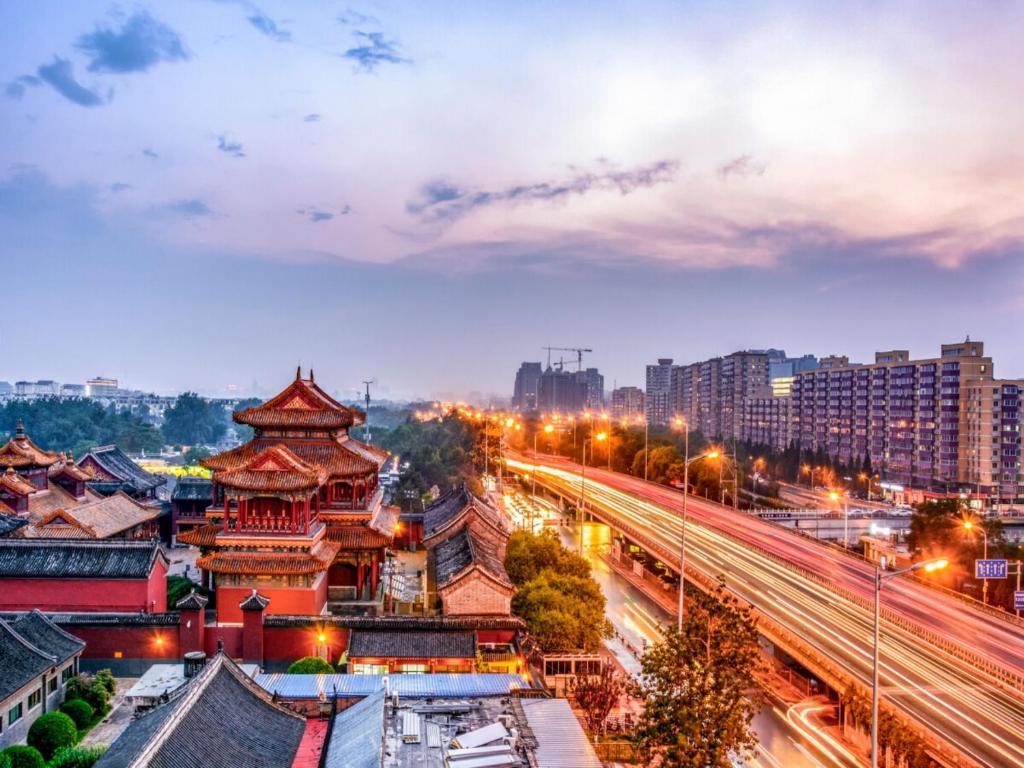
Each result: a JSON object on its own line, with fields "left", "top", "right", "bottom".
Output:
{"left": 610, "top": 386, "right": 645, "bottom": 421}
{"left": 645, "top": 358, "right": 675, "bottom": 425}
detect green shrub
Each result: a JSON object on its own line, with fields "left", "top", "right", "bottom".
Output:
{"left": 0, "top": 749, "right": 11, "bottom": 768}
{"left": 47, "top": 745, "right": 108, "bottom": 768}
{"left": 93, "top": 669, "right": 116, "bottom": 696}
{"left": 60, "top": 699, "right": 95, "bottom": 729}
{"left": 82, "top": 682, "right": 109, "bottom": 714}
{"left": 63, "top": 676, "right": 89, "bottom": 702}
{"left": 26, "top": 711, "right": 77, "bottom": 760}
{"left": 1, "top": 745, "right": 45, "bottom": 768}
{"left": 286, "top": 656, "right": 334, "bottom": 674}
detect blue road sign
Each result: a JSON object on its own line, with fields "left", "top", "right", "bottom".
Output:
{"left": 975, "top": 559, "right": 1008, "bottom": 579}
{"left": 1015, "top": 591, "right": 1024, "bottom": 612}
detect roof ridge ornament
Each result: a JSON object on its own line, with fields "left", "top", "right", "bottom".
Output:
{"left": 296, "top": 365, "right": 302, "bottom": 381}
{"left": 309, "top": 368, "right": 314, "bottom": 382}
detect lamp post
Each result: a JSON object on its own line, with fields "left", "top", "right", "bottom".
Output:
{"left": 637, "top": 415, "right": 649, "bottom": 481}
{"left": 677, "top": 435, "right": 719, "bottom": 631}
{"left": 579, "top": 432, "right": 607, "bottom": 553}
{"left": 963, "top": 520, "right": 990, "bottom": 605}
{"left": 602, "top": 413, "right": 612, "bottom": 470}
{"left": 871, "top": 558, "right": 948, "bottom": 768}
{"left": 830, "top": 490, "right": 848, "bottom": 548}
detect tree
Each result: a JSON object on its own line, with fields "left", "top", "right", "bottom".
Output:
{"left": 504, "top": 529, "right": 590, "bottom": 585}
{"left": 631, "top": 586, "right": 762, "bottom": 768}
{"left": 287, "top": 656, "right": 334, "bottom": 674}
{"left": 59, "top": 699, "right": 94, "bottom": 729}
{"left": 47, "top": 746, "right": 108, "bottom": 768}
{"left": 569, "top": 663, "right": 625, "bottom": 736}
{"left": 0, "top": 398, "right": 163, "bottom": 456}
{"left": 27, "top": 711, "right": 78, "bottom": 760}
{"left": 162, "top": 393, "right": 228, "bottom": 446}
{"left": 1, "top": 746, "right": 44, "bottom": 768}
{"left": 511, "top": 570, "right": 612, "bottom": 652}
{"left": 167, "top": 575, "right": 213, "bottom": 608}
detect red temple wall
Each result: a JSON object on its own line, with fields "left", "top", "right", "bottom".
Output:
{"left": 264, "top": 625, "right": 349, "bottom": 664}
{"left": 0, "top": 576, "right": 161, "bottom": 613}
{"left": 214, "top": 577, "right": 327, "bottom": 624}
{"left": 68, "top": 625, "right": 180, "bottom": 661}
{"left": 204, "top": 625, "right": 243, "bottom": 658}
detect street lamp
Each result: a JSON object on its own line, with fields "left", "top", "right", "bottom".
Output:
{"left": 678, "top": 443, "right": 719, "bottom": 631}
{"left": 963, "top": 520, "right": 990, "bottom": 605}
{"left": 636, "top": 415, "right": 649, "bottom": 481}
{"left": 870, "top": 557, "right": 948, "bottom": 768}
{"left": 579, "top": 432, "right": 607, "bottom": 552}
{"left": 802, "top": 464, "right": 818, "bottom": 489}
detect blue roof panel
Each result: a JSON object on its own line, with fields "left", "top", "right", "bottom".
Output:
{"left": 254, "top": 673, "right": 528, "bottom": 699}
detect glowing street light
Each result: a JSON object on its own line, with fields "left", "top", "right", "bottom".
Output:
{"left": 870, "top": 557, "right": 948, "bottom": 768}
{"left": 678, "top": 440, "right": 719, "bottom": 630}
{"left": 578, "top": 432, "right": 607, "bottom": 552}
{"left": 963, "top": 519, "right": 991, "bottom": 604}
{"left": 829, "top": 490, "right": 849, "bottom": 548}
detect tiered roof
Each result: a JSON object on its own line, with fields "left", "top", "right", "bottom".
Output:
{"left": 95, "top": 653, "right": 306, "bottom": 768}
{"left": 1, "top": 466, "right": 35, "bottom": 497}
{"left": 233, "top": 369, "right": 364, "bottom": 431}
{"left": 423, "top": 485, "right": 508, "bottom": 543}
{"left": 0, "top": 421, "right": 61, "bottom": 469}
{"left": 213, "top": 444, "right": 327, "bottom": 494}
{"left": 433, "top": 525, "right": 513, "bottom": 593}
{"left": 203, "top": 438, "right": 382, "bottom": 479}
{"left": 196, "top": 539, "right": 341, "bottom": 575}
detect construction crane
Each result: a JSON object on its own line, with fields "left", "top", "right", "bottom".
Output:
{"left": 542, "top": 346, "right": 593, "bottom": 370}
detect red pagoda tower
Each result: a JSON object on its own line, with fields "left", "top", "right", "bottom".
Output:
{"left": 181, "top": 368, "right": 393, "bottom": 623}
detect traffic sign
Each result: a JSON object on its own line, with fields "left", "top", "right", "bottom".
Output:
{"left": 975, "top": 559, "right": 1008, "bottom": 579}
{"left": 1015, "top": 591, "right": 1024, "bottom": 612}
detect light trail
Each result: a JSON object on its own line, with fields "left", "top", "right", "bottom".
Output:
{"left": 508, "top": 455, "right": 1024, "bottom": 768}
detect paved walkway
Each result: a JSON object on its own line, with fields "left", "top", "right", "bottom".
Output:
{"left": 80, "top": 679, "right": 137, "bottom": 748}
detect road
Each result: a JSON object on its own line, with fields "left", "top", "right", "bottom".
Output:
{"left": 507, "top": 453, "right": 1024, "bottom": 768}
{"left": 515, "top": 496, "right": 864, "bottom": 768}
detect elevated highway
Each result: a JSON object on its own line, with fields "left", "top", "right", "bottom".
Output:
{"left": 506, "top": 452, "right": 1024, "bottom": 768}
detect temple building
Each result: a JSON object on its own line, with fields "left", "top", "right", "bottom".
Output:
{"left": 180, "top": 369, "right": 393, "bottom": 623}
{"left": 77, "top": 444, "right": 166, "bottom": 501}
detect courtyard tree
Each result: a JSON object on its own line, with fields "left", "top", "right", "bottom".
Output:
{"left": 569, "top": 663, "right": 625, "bottom": 736}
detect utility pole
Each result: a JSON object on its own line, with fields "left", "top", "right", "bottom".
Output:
{"left": 361, "top": 380, "right": 374, "bottom": 443}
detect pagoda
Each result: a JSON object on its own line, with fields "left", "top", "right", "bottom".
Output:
{"left": 181, "top": 368, "right": 394, "bottom": 622}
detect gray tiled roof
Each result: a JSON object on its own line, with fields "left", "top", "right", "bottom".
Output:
{"left": 0, "top": 611, "right": 82, "bottom": 701}
{"left": 323, "top": 689, "right": 385, "bottom": 768}
{"left": 0, "top": 514, "right": 27, "bottom": 537}
{"left": 433, "top": 525, "right": 511, "bottom": 590}
{"left": 96, "top": 654, "right": 306, "bottom": 768}
{"left": 171, "top": 477, "right": 212, "bottom": 502}
{"left": 422, "top": 485, "right": 473, "bottom": 538}
{"left": 348, "top": 630, "right": 476, "bottom": 659}
{"left": 79, "top": 445, "right": 166, "bottom": 494}
{"left": 0, "top": 539, "right": 165, "bottom": 579}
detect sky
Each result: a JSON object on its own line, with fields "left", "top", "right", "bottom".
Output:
{"left": 2, "top": 1, "right": 1023, "bottom": 401}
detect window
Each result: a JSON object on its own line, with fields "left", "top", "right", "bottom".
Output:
{"left": 8, "top": 703, "right": 22, "bottom": 726}
{"left": 28, "top": 689, "right": 41, "bottom": 710}
{"left": 47, "top": 676, "right": 57, "bottom": 694}
{"left": 62, "top": 665, "right": 74, "bottom": 682}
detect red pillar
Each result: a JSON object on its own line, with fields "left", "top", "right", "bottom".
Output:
{"left": 176, "top": 591, "right": 208, "bottom": 654}
{"left": 356, "top": 552, "right": 365, "bottom": 598}
{"left": 371, "top": 551, "right": 380, "bottom": 594}
{"left": 222, "top": 496, "right": 230, "bottom": 532}
{"left": 290, "top": 499, "right": 297, "bottom": 534}
{"left": 240, "top": 590, "right": 269, "bottom": 665}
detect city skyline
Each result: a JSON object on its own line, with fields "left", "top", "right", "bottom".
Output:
{"left": 3, "top": 2, "right": 1023, "bottom": 399}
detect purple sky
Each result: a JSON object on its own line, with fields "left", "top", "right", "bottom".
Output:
{"left": 2, "top": 2, "right": 1023, "bottom": 401}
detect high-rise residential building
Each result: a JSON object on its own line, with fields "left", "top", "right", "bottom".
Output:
{"left": 611, "top": 386, "right": 645, "bottom": 421}
{"left": 536, "top": 367, "right": 588, "bottom": 414}
{"left": 645, "top": 358, "right": 675, "bottom": 425}
{"left": 512, "top": 362, "right": 542, "bottom": 411}
{"left": 575, "top": 368, "right": 605, "bottom": 411}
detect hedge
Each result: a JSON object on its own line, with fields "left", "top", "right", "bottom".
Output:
{"left": 286, "top": 656, "right": 334, "bottom": 674}
{"left": 0, "top": 746, "right": 44, "bottom": 768}
{"left": 60, "top": 699, "right": 95, "bottom": 730}
{"left": 47, "top": 745, "right": 109, "bottom": 768}
{"left": 26, "top": 712, "right": 77, "bottom": 760}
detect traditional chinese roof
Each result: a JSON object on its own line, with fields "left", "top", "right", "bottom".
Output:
{"left": 177, "top": 524, "right": 218, "bottom": 548}
{"left": 0, "top": 421, "right": 62, "bottom": 470}
{"left": 26, "top": 483, "right": 104, "bottom": 520}
{"left": 0, "top": 466, "right": 35, "bottom": 496}
{"left": 233, "top": 369, "right": 364, "bottom": 431}
{"left": 0, "top": 611, "right": 84, "bottom": 701}
{"left": 0, "top": 514, "right": 27, "bottom": 537}
{"left": 324, "top": 525, "right": 392, "bottom": 549}
{"left": 171, "top": 477, "right": 212, "bottom": 502}
{"left": 423, "top": 485, "right": 508, "bottom": 543}
{"left": 95, "top": 653, "right": 306, "bottom": 768}
{"left": 212, "top": 444, "right": 326, "bottom": 494}
{"left": 196, "top": 539, "right": 340, "bottom": 576}
{"left": 50, "top": 456, "right": 91, "bottom": 483}
{"left": 323, "top": 689, "right": 385, "bottom": 768}
{"left": 30, "top": 492, "right": 159, "bottom": 539}
{"left": 347, "top": 629, "right": 476, "bottom": 659}
{"left": 433, "top": 525, "right": 513, "bottom": 594}
{"left": 175, "top": 590, "right": 210, "bottom": 611}
{"left": 0, "top": 539, "right": 166, "bottom": 579}
{"left": 239, "top": 590, "right": 271, "bottom": 612}
{"left": 77, "top": 445, "right": 166, "bottom": 495}
{"left": 203, "top": 437, "right": 383, "bottom": 479}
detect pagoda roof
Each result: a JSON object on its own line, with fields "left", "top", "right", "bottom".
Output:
{"left": 50, "top": 460, "right": 91, "bottom": 483}
{"left": 177, "top": 524, "right": 218, "bottom": 548}
{"left": 433, "top": 525, "right": 513, "bottom": 594}
{"left": 196, "top": 539, "right": 340, "bottom": 576}
{"left": 212, "top": 444, "right": 326, "bottom": 494}
{"left": 233, "top": 369, "right": 365, "bottom": 430}
{"left": 175, "top": 590, "right": 210, "bottom": 610}
{"left": 95, "top": 653, "right": 306, "bottom": 768}
{"left": 0, "top": 422, "right": 61, "bottom": 469}
{"left": 324, "top": 525, "right": 392, "bottom": 549}
{"left": 203, "top": 436, "right": 384, "bottom": 479}
{"left": 1, "top": 467, "right": 35, "bottom": 496}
